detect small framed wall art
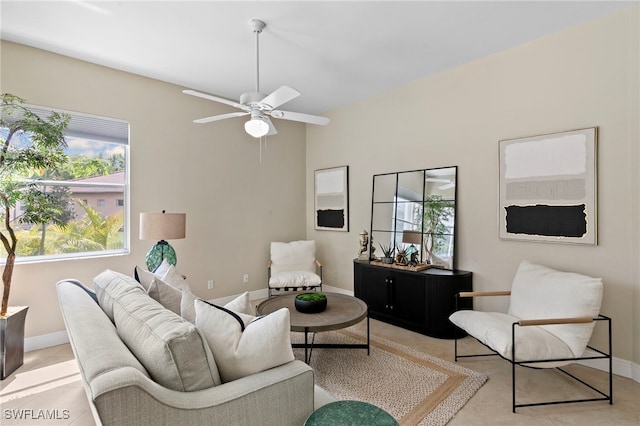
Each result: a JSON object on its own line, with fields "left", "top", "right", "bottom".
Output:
{"left": 314, "top": 166, "right": 349, "bottom": 232}
{"left": 499, "top": 127, "right": 597, "bottom": 245}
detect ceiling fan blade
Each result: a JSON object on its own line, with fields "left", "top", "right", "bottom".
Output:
{"left": 193, "top": 112, "right": 249, "bottom": 124}
{"left": 264, "top": 117, "right": 278, "bottom": 136}
{"left": 269, "top": 110, "right": 330, "bottom": 126}
{"left": 438, "top": 183, "right": 455, "bottom": 190}
{"left": 183, "top": 89, "right": 244, "bottom": 109}
{"left": 259, "top": 86, "right": 300, "bottom": 110}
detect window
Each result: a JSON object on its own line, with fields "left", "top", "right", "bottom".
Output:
{"left": 1, "top": 104, "right": 129, "bottom": 263}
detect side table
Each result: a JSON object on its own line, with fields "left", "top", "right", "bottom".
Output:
{"left": 305, "top": 400, "right": 398, "bottom": 426}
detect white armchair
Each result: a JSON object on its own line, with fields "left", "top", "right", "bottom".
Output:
{"left": 268, "top": 240, "right": 322, "bottom": 297}
{"left": 449, "top": 260, "right": 612, "bottom": 412}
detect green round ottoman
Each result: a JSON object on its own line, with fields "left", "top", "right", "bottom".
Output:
{"left": 305, "top": 400, "right": 398, "bottom": 426}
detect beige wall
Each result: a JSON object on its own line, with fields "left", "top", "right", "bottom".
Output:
{"left": 306, "top": 6, "right": 640, "bottom": 367}
{"left": 1, "top": 6, "right": 638, "bottom": 370}
{"left": 1, "top": 40, "right": 308, "bottom": 338}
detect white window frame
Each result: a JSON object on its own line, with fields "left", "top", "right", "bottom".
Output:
{"left": 1, "top": 104, "right": 130, "bottom": 264}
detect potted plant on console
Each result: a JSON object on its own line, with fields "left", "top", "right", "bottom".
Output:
{"left": 0, "top": 94, "right": 71, "bottom": 379}
{"left": 378, "top": 243, "right": 395, "bottom": 264}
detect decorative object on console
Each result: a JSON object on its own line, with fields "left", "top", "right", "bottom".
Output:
{"left": 402, "top": 230, "right": 421, "bottom": 265}
{"left": 499, "top": 127, "right": 597, "bottom": 245}
{"left": 314, "top": 166, "right": 349, "bottom": 231}
{"left": 295, "top": 292, "right": 327, "bottom": 313}
{"left": 139, "top": 211, "right": 186, "bottom": 271}
{"left": 394, "top": 247, "right": 408, "bottom": 266}
{"left": 357, "top": 230, "right": 369, "bottom": 260}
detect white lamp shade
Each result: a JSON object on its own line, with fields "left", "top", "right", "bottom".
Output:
{"left": 244, "top": 118, "right": 269, "bottom": 138}
{"left": 139, "top": 212, "right": 186, "bottom": 240}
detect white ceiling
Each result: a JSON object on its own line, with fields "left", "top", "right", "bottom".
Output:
{"left": 1, "top": 1, "right": 636, "bottom": 115}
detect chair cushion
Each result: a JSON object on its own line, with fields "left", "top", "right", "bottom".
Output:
{"left": 449, "top": 310, "right": 576, "bottom": 366}
{"left": 270, "top": 240, "right": 316, "bottom": 275}
{"left": 507, "top": 261, "right": 602, "bottom": 357}
{"left": 269, "top": 271, "right": 322, "bottom": 288}
{"left": 195, "top": 299, "right": 294, "bottom": 383}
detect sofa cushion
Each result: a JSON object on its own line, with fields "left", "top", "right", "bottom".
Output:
{"left": 507, "top": 261, "right": 602, "bottom": 357}
{"left": 195, "top": 299, "right": 294, "bottom": 383}
{"left": 94, "top": 270, "right": 145, "bottom": 322}
{"left": 56, "top": 280, "right": 150, "bottom": 383}
{"left": 94, "top": 269, "right": 221, "bottom": 391}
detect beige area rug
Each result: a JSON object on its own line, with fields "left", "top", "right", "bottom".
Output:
{"left": 291, "top": 326, "right": 487, "bottom": 426}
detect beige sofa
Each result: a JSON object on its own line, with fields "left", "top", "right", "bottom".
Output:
{"left": 56, "top": 271, "right": 334, "bottom": 426}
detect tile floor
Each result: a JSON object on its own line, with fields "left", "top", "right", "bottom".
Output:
{"left": 1, "top": 318, "right": 639, "bottom": 425}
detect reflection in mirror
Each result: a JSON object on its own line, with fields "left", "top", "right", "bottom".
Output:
{"left": 370, "top": 166, "right": 457, "bottom": 269}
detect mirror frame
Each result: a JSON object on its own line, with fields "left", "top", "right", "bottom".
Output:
{"left": 370, "top": 166, "right": 458, "bottom": 270}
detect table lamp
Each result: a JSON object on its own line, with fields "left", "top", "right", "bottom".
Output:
{"left": 402, "top": 230, "right": 422, "bottom": 262}
{"left": 139, "top": 211, "right": 186, "bottom": 271}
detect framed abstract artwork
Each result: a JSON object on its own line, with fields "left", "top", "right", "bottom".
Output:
{"left": 314, "top": 166, "right": 349, "bottom": 231}
{"left": 499, "top": 127, "right": 597, "bottom": 244}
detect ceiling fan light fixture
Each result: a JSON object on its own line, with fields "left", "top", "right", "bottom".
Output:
{"left": 245, "top": 116, "right": 269, "bottom": 138}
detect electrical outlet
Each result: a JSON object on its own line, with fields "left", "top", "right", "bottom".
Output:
{"left": 207, "top": 280, "right": 214, "bottom": 290}
{"left": 243, "top": 274, "right": 249, "bottom": 283}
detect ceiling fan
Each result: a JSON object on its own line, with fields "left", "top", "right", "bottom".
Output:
{"left": 425, "top": 177, "right": 456, "bottom": 190}
{"left": 183, "top": 19, "right": 329, "bottom": 138}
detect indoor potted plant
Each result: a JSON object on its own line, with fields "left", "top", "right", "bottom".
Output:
{"left": 294, "top": 292, "right": 327, "bottom": 313}
{"left": 0, "top": 94, "right": 71, "bottom": 379}
{"left": 421, "top": 195, "right": 454, "bottom": 265}
{"left": 378, "top": 243, "right": 395, "bottom": 264}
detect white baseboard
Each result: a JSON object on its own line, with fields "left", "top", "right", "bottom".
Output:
{"left": 27, "top": 287, "right": 639, "bottom": 385}
{"left": 25, "top": 330, "right": 69, "bottom": 352}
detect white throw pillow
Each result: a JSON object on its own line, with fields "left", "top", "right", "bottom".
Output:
{"left": 269, "top": 271, "right": 322, "bottom": 288}
{"left": 147, "top": 278, "right": 182, "bottom": 315}
{"left": 181, "top": 290, "right": 198, "bottom": 323}
{"left": 134, "top": 265, "right": 155, "bottom": 291}
{"left": 223, "top": 291, "right": 252, "bottom": 315}
{"left": 181, "top": 291, "right": 253, "bottom": 323}
{"left": 159, "top": 264, "right": 192, "bottom": 292}
{"left": 195, "top": 299, "right": 294, "bottom": 383}
{"left": 153, "top": 259, "right": 172, "bottom": 276}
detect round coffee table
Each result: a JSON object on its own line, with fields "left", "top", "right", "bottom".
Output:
{"left": 256, "top": 292, "right": 369, "bottom": 363}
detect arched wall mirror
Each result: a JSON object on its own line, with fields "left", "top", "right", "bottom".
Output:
{"left": 370, "top": 166, "right": 457, "bottom": 270}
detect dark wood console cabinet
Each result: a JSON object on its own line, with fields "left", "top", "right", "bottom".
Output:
{"left": 353, "top": 260, "right": 472, "bottom": 339}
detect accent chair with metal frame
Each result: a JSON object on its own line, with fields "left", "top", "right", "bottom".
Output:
{"left": 268, "top": 240, "right": 323, "bottom": 297}
{"left": 449, "top": 260, "right": 612, "bottom": 413}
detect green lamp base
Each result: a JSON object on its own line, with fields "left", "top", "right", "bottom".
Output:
{"left": 146, "top": 240, "right": 177, "bottom": 272}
